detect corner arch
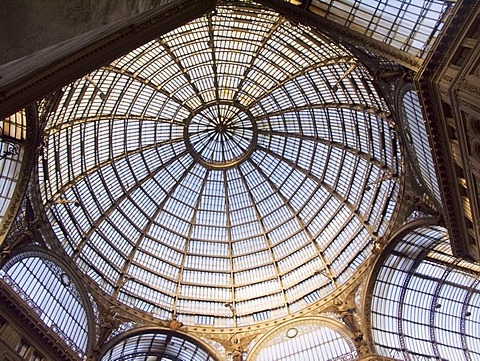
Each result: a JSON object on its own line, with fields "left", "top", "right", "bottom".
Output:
{"left": 247, "top": 315, "right": 357, "bottom": 361}
{"left": 100, "top": 326, "right": 222, "bottom": 361}
{"left": 364, "top": 220, "right": 480, "bottom": 360}
{"left": 0, "top": 245, "right": 96, "bottom": 357}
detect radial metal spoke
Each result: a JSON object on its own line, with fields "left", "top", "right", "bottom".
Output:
{"left": 255, "top": 102, "right": 389, "bottom": 120}
{"left": 257, "top": 129, "right": 395, "bottom": 172}
{"left": 249, "top": 56, "right": 354, "bottom": 108}
{"left": 237, "top": 165, "right": 290, "bottom": 314}
{"left": 157, "top": 38, "right": 207, "bottom": 106}
{"left": 246, "top": 158, "right": 338, "bottom": 286}
{"left": 171, "top": 167, "right": 211, "bottom": 315}
{"left": 256, "top": 145, "right": 378, "bottom": 236}
{"left": 47, "top": 113, "right": 185, "bottom": 135}
{"left": 112, "top": 162, "right": 196, "bottom": 298}
{"left": 71, "top": 150, "right": 191, "bottom": 260}
{"left": 46, "top": 137, "right": 186, "bottom": 203}
{"left": 102, "top": 65, "right": 194, "bottom": 113}
{"left": 231, "top": 16, "right": 284, "bottom": 103}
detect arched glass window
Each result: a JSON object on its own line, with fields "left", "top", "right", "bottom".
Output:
{"left": 370, "top": 224, "right": 480, "bottom": 360}
{"left": 250, "top": 318, "right": 357, "bottom": 361}
{"left": 0, "top": 110, "right": 26, "bottom": 226}
{"left": 402, "top": 89, "right": 442, "bottom": 204}
{"left": 0, "top": 250, "right": 93, "bottom": 357}
{"left": 101, "top": 330, "right": 217, "bottom": 361}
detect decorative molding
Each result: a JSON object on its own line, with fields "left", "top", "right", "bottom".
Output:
{"left": 414, "top": 0, "right": 480, "bottom": 260}
{"left": 458, "top": 78, "right": 480, "bottom": 97}
{"left": 458, "top": 98, "right": 480, "bottom": 118}
{"left": 442, "top": 74, "right": 454, "bottom": 83}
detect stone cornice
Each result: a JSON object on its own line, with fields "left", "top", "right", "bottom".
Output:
{"left": 414, "top": 0, "right": 480, "bottom": 259}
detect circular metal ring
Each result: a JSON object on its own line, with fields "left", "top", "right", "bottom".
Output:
{"left": 184, "top": 101, "right": 258, "bottom": 170}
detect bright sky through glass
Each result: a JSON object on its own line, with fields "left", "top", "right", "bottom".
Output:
{"left": 0, "top": 253, "right": 89, "bottom": 357}
{"left": 254, "top": 321, "right": 357, "bottom": 360}
{"left": 310, "top": 0, "right": 447, "bottom": 59}
{"left": 101, "top": 331, "right": 215, "bottom": 361}
{"left": 402, "top": 90, "right": 442, "bottom": 204}
{"left": 371, "top": 226, "right": 480, "bottom": 360}
{"left": 38, "top": 1, "right": 401, "bottom": 327}
{"left": 0, "top": 110, "right": 26, "bottom": 225}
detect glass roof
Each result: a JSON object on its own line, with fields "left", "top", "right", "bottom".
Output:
{"left": 101, "top": 331, "right": 215, "bottom": 361}
{"left": 253, "top": 320, "right": 357, "bottom": 360}
{"left": 1, "top": 110, "right": 26, "bottom": 226}
{"left": 402, "top": 89, "right": 442, "bottom": 205}
{"left": 309, "top": 0, "right": 448, "bottom": 59}
{"left": 0, "top": 252, "right": 90, "bottom": 357}
{"left": 38, "top": 1, "right": 401, "bottom": 327}
{"left": 370, "top": 225, "right": 480, "bottom": 360}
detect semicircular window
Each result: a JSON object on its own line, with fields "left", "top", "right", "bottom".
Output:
{"left": 252, "top": 319, "right": 357, "bottom": 361}
{"left": 38, "top": 2, "right": 401, "bottom": 326}
{"left": 370, "top": 225, "right": 480, "bottom": 360}
{"left": 0, "top": 252, "right": 91, "bottom": 357}
{"left": 101, "top": 330, "right": 216, "bottom": 361}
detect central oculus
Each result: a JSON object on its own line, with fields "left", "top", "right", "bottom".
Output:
{"left": 184, "top": 102, "right": 258, "bottom": 170}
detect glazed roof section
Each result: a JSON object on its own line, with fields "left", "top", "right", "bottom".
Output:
{"left": 38, "top": 1, "right": 401, "bottom": 327}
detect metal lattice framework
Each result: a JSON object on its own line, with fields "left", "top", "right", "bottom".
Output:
{"left": 249, "top": 317, "right": 357, "bottom": 361}
{"left": 0, "top": 109, "right": 28, "bottom": 242}
{"left": 308, "top": 0, "right": 449, "bottom": 59}
{"left": 400, "top": 86, "right": 442, "bottom": 206}
{"left": 370, "top": 224, "right": 480, "bottom": 360}
{"left": 0, "top": 249, "right": 95, "bottom": 358}
{"left": 101, "top": 329, "right": 217, "bottom": 361}
{"left": 37, "top": 1, "right": 401, "bottom": 328}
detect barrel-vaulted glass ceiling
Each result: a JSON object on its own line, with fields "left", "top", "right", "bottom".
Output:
{"left": 38, "top": 1, "right": 401, "bottom": 327}
{"left": 309, "top": 0, "right": 448, "bottom": 59}
{"left": 371, "top": 226, "right": 480, "bottom": 360}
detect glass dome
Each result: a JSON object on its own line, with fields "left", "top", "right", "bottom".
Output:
{"left": 38, "top": 1, "right": 401, "bottom": 327}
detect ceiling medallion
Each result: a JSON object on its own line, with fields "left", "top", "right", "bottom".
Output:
{"left": 184, "top": 101, "right": 258, "bottom": 170}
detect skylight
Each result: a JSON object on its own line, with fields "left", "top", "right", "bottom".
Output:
{"left": 38, "top": 1, "right": 401, "bottom": 327}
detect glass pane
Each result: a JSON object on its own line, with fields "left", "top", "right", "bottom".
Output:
{"left": 38, "top": 1, "right": 401, "bottom": 326}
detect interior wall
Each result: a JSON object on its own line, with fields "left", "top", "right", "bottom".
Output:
{"left": 0, "top": 0, "right": 174, "bottom": 65}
